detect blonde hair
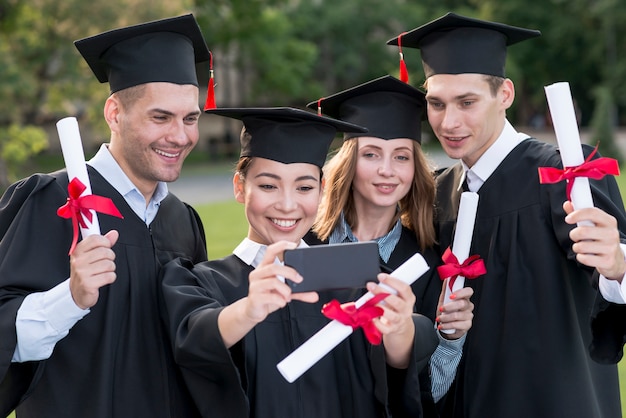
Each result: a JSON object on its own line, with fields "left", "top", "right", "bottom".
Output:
{"left": 313, "top": 138, "right": 436, "bottom": 250}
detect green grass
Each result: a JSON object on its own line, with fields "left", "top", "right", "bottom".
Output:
{"left": 196, "top": 199, "right": 248, "bottom": 258}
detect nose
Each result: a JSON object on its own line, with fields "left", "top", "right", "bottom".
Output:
{"left": 440, "top": 107, "right": 461, "bottom": 131}
{"left": 275, "top": 189, "right": 298, "bottom": 212}
{"left": 166, "top": 119, "right": 192, "bottom": 146}
{"left": 377, "top": 156, "right": 394, "bottom": 177}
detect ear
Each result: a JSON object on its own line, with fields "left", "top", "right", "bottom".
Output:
{"left": 500, "top": 78, "right": 515, "bottom": 109}
{"left": 103, "top": 95, "right": 122, "bottom": 133}
{"left": 233, "top": 172, "right": 245, "bottom": 203}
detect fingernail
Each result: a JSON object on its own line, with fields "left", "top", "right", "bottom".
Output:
{"left": 437, "top": 324, "right": 442, "bottom": 330}
{"left": 439, "top": 306, "right": 445, "bottom": 312}
{"left": 450, "top": 294, "right": 457, "bottom": 300}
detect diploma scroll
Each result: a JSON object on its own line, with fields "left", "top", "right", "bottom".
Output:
{"left": 276, "top": 252, "right": 429, "bottom": 383}
{"left": 544, "top": 82, "right": 594, "bottom": 226}
{"left": 440, "top": 192, "right": 479, "bottom": 334}
{"left": 56, "top": 116, "right": 101, "bottom": 237}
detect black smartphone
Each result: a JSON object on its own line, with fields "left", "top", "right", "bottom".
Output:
{"left": 283, "top": 241, "right": 380, "bottom": 292}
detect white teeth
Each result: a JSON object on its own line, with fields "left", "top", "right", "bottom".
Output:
{"left": 154, "top": 149, "right": 180, "bottom": 158}
{"left": 272, "top": 219, "right": 296, "bottom": 228}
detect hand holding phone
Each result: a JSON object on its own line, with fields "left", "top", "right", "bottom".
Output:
{"left": 284, "top": 241, "right": 380, "bottom": 292}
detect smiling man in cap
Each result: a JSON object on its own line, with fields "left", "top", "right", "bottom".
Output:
{"left": 388, "top": 12, "right": 626, "bottom": 418}
{"left": 0, "top": 14, "right": 210, "bottom": 417}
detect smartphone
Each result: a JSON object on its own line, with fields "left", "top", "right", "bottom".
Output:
{"left": 283, "top": 241, "right": 380, "bottom": 292}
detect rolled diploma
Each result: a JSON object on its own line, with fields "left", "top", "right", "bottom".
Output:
{"left": 56, "top": 117, "right": 101, "bottom": 236}
{"left": 441, "top": 192, "right": 479, "bottom": 334}
{"left": 276, "top": 252, "right": 429, "bottom": 383}
{"left": 544, "top": 82, "right": 594, "bottom": 226}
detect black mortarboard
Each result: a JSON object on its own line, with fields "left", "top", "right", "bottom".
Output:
{"left": 306, "top": 75, "right": 426, "bottom": 143}
{"left": 205, "top": 107, "right": 368, "bottom": 168}
{"left": 75, "top": 14, "right": 210, "bottom": 93}
{"left": 386, "top": 12, "right": 541, "bottom": 78}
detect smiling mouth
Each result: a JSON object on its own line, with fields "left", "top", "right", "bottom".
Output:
{"left": 154, "top": 148, "right": 181, "bottom": 158}
{"left": 444, "top": 135, "right": 467, "bottom": 142}
{"left": 271, "top": 218, "right": 297, "bottom": 228}
{"left": 375, "top": 184, "right": 397, "bottom": 190}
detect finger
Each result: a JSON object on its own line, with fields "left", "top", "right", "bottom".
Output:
{"left": 291, "top": 291, "right": 319, "bottom": 303}
{"left": 249, "top": 275, "right": 293, "bottom": 300}
{"left": 259, "top": 240, "right": 298, "bottom": 267}
{"left": 566, "top": 207, "right": 616, "bottom": 227}
{"left": 74, "top": 234, "right": 116, "bottom": 253}
{"left": 249, "top": 263, "right": 303, "bottom": 286}
{"left": 104, "top": 229, "right": 119, "bottom": 246}
{"left": 563, "top": 200, "right": 574, "bottom": 215}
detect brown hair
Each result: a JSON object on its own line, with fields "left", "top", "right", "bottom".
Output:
{"left": 313, "top": 138, "right": 436, "bottom": 250}
{"left": 112, "top": 84, "right": 147, "bottom": 109}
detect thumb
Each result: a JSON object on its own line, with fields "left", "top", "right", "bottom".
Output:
{"left": 104, "top": 229, "right": 119, "bottom": 247}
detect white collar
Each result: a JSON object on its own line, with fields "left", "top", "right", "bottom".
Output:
{"left": 460, "top": 120, "right": 529, "bottom": 191}
{"left": 233, "top": 237, "right": 309, "bottom": 268}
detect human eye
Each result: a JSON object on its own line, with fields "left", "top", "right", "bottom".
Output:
{"left": 297, "top": 184, "right": 316, "bottom": 192}
{"left": 184, "top": 114, "right": 200, "bottom": 124}
{"left": 428, "top": 101, "right": 444, "bottom": 109}
{"left": 361, "top": 149, "right": 378, "bottom": 159}
{"left": 259, "top": 184, "right": 277, "bottom": 190}
{"left": 396, "top": 154, "right": 410, "bottom": 161}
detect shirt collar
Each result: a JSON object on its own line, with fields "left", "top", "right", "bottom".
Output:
{"left": 329, "top": 211, "right": 402, "bottom": 263}
{"left": 233, "top": 237, "right": 309, "bottom": 268}
{"left": 460, "top": 120, "right": 529, "bottom": 191}
{"left": 88, "top": 144, "right": 168, "bottom": 217}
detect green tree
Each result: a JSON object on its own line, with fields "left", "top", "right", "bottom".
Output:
{"left": 0, "top": 0, "right": 192, "bottom": 188}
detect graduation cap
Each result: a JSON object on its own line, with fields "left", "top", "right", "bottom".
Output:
{"left": 307, "top": 75, "right": 426, "bottom": 143}
{"left": 386, "top": 12, "right": 541, "bottom": 79}
{"left": 205, "top": 107, "right": 368, "bottom": 168}
{"left": 75, "top": 14, "right": 210, "bottom": 93}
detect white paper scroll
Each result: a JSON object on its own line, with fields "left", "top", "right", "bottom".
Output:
{"left": 276, "top": 252, "right": 429, "bottom": 383}
{"left": 56, "top": 116, "right": 101, "bottom": 236}
{"left": 440, "top": 192, "right": 479, "bottom": 335}
{"left": 544, "top": 82, "right": 594, "bottom": 226}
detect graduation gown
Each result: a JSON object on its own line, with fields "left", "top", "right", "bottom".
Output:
{"left": 0, "top": 167, "right": 207, "bottom": 418}
{"left": 161, "top": 253, "right": 438, "bottom": 418}
{"left": 435, "top": 138, "right": 626, "bottom": 418}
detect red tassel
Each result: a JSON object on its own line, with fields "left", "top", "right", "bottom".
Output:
{"left": 398, "top": 33, "right": 409, "bottom": 83}
{"left": 204, "top": 51, "right": 216, "bottom": 110}
{"left": 316, "top": 98, "right": 323, "bottom": 116}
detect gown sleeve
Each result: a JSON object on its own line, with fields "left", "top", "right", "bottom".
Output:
{"left": 0, "top": 173, "right": 71, "bottom": 415}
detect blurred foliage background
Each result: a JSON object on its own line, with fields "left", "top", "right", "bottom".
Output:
{"left": 1, "top": 0, "right": 625, "bottom": 189}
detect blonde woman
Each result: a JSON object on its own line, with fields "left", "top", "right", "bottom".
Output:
{"left": 305, "top": 76, "right": 474, "bottom": 411}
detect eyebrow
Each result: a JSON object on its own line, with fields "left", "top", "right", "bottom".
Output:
{"left": 254, "top": 172, "right": 318, "bottom": 182}
{"left": 360, "top": 144, "right": 412, "bottom": 152}
{"left": 150, "top": 108, "right": 201, "bottom": 117}
{"left": 427, "top": 92, "right": 479, "bottom": 102}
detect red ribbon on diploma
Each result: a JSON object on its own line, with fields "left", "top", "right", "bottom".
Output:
{"left": 437, "top": 247, "right": 486, "bottom": 291}
{"left": 322, "top": 293, "right": 390, "bottom": 345}
{"left": 57, "top": 177, "right": 124, "bottom": 255}
{"left": 538, "top": 146, "right": 620, "bottom": 200}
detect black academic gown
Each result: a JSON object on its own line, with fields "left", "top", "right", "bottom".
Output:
{"left": 0, "top": 167, "right": 207, "bottom": 418}
{"left": 161, "top": 253, "right": 438, "bottom": 418}
{"left": 305, "top": 228, "right": 444, "bottom": 417}
{"left": 435, "top": 138, "right": 626, "bottom": 418}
